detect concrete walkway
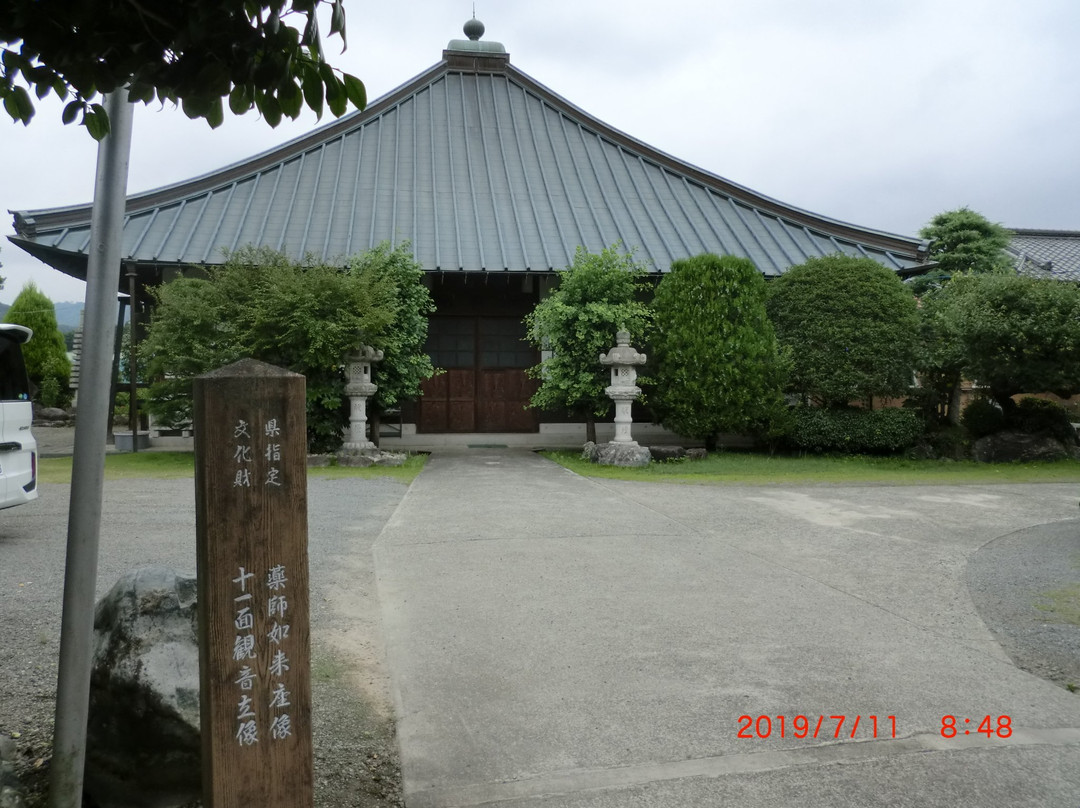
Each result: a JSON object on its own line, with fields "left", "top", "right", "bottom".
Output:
{"left": 374, "top": 449, "right": 1080, "bottom": 807}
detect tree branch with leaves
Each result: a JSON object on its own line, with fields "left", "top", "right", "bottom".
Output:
{"left": 1, "top": 0, "right": 366, "bottom": 138}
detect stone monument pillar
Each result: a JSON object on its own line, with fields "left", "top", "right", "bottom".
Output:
{"left": 593, "top": 331, "right": 651, "bottom": 466}
{"left": 343, "top": 346, "right": 383, "bottom": 451}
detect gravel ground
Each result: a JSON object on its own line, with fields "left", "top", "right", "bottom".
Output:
{"left": 965, "top": 517, "right": 1080, "bottom": 689}
{"left": 0, "top": 474, "right": 407, "bottom": 808}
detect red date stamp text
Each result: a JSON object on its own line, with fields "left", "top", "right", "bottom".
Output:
{"left": 737, "top": 714, "right": 896, "bottom": 740}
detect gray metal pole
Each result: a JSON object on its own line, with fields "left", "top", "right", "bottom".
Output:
{"left": 48, "top": 92, "right": 134, "bottom": 808}
{"left": 127, "top": 266, "right": 138, "bottom": 451}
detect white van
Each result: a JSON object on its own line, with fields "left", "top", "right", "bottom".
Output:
{"left": 0, "top": 324, "right": 38, "bottom": 509}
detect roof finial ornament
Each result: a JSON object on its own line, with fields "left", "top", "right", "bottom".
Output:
{"left": 463, "top": 14, "right": 485, "bottom": 41}
{"left": 447, "top": 13, "right": 503, "bottom": 54}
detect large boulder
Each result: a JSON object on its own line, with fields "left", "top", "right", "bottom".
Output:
{"left": 593, "top": 441, "right": 651, "bottom": 468}
{"left": 647, "top": 446, "right": 686, "bottom": 462}
{"left": 972, "top": 431, "right": 1070, "bottom": 463}
{"left": 86, "top": 567, "right": 201, "bottom": 808}
{"left": 33, "top": 406, "right": 70, "bottom": 423}
{"left": 332, "top": 448, "right": 408, "bottom": 467}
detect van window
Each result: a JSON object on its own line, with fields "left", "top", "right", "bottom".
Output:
{"left": 0, "top": 335, "right": 31, "bottom": 402}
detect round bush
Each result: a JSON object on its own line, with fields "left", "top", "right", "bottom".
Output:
{"left": 789, "top": 407, "right": 924, "bottom": 454}
{"left": 1011, "top": 397, "right": 1077, "bottom": 444}
{"left": 961, "top": 398, "right": 1004, "bottom": 438}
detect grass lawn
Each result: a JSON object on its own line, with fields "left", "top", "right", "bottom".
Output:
{"left": 38, "top": 451, "right": 428, "bottom": 484}
{"left": 543, "top": 450, "right": 1080, "bottom": 486}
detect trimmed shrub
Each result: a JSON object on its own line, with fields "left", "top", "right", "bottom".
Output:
{"left": 766, "top": 254, "right": 918, "bottom": 407}
{"left": 650, "top": 253, "right": 788, "bottom": 448}
{"left": 1011, "top": 397, "right": 1077, "bottom": 444}
{"left": 961, "top": 398, "right": 1005, "bottom": 439}
{"left": 924, "top": 424, "right": 971, "bottom": 460}
{"left": 39, "top": 377, "right": 61, "bottom": 409}
{"left": 789, "top": 407, "right": 924, "bottom": 454}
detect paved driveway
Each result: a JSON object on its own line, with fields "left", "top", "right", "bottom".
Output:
{"left": 374, "top": 449, "right": 1080, "bottom": 808}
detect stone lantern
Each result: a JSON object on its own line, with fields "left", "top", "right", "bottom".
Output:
{"left": 594, "top": 331, "right": 651, "bottom": 466}
{"left": 343, "top": 345, "right": 383, "bottom": 450}
{"left": 600, "top": 330, "right": 647, "bottom": 444}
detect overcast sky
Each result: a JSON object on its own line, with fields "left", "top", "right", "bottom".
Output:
{"left": 2, "top": 0, "right": 1077, "bottom": 304}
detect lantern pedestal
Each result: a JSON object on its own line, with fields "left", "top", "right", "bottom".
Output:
{"left": 584, "top": 439, "right": 652, "bottom": 467}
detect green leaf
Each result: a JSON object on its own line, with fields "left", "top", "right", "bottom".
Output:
{"left": 181, "top": 96, "right": 203, "bottom": 120}
{"left": 229, "top": 84, "right": 251, "bottom": 115}
{"left": 3, "top": 93, "right": 19, "bottom": 123}
{"left": 325, "top": 77, "right": 346, "bottom": 117}
{"left": 61, "top": 99, "right": 81, "bottom": 125}
{"left": 206, "top": 96, "right": 225, "bottom": 129}
{"left": 258, "top": 92, "right": 282, "bottom": 127}
{"left": 343, "top": 74, "right": 366, "bottom": 110}
{"left": 279, "top": 80, "right": 302, "bottom": 119}
{"left": 302, "top": 13, "right": 320, "bottom": 49}
{"left": 84, "top": 105, "right": 110, "bottom": 140}
{"left": 302, "top": 67, "right": 323, "bottom": 117}
{"left": 330, "top": 1, "right": 347, "bottom": 44}
{"left": 127, "top": 83, "right": 154, "bottom": 104}
{"left": 10, "top": 85, "right": 34, "bottom": 123}
{"left": 317, "top": 61, "right": 336, "bottom": 86}
{"left": 1, "top": 49, "right": 23, "bottom": 76}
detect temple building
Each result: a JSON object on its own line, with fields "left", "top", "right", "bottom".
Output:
{"left": 9, "top": 20, "right": 930, "bottom": 441}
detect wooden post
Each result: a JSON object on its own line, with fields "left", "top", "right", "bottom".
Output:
{"left": 194, "top": 359, "right": 312, "bottom": 808}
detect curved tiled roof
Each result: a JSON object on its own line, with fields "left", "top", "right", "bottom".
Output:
{"left": 1007, "top": 229, "right": 1080, "bottom": 282}
{"left": 10, "top": 42, "right": 929, "bottom": 280}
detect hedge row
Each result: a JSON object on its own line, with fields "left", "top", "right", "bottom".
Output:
{"left": 788, "top": 407, "right": 924, "bottom": 454}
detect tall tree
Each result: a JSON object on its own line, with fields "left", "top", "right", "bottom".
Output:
{"left": 911, "top": 289, "right": 968, "bottom": 423}
{"left": 1, "top": 0, "right": 365, "bottom": 138}
{"left": 3, "top": 280, "right": 71, "bottom": 406}
{"left": 931, "top": 273, "right": 1080, "bottom": 412}
{"left": 650, "top": 254, "right": 788, "bottom": 450}
{"left": 911, "top": 207, "right": 1012, "bottom": 294}
{"left": 525, "top": 245, "right": 653, "bottom": 444}
{"left": 766, "top": 254, "right": 918, "bottom": 408}
{"left": 348, "top": 243, "right": 435, "bottom": 446}
{"left": 142, "top": 246, "right": 436, "bottom": 452}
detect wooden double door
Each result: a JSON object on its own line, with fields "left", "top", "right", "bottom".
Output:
{"left": 418, "top": 316, "right": 539, "bottom": 433}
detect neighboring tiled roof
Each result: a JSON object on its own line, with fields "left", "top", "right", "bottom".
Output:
{"left": 10, "top": 35, "right": 929, "bottom": 280}
{"left": 1007, "top": 229, "right": 1080, "bottom": 282}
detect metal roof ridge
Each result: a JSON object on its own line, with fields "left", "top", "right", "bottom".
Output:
{"left": 1008, "top": 227, "right": 1080, "bottom": 237}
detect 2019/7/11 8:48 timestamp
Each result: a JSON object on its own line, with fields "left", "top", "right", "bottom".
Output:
{"left": 737, "top": 715, "right": 896, "bottom": 740}
{"left": 736, "top": 715, "right": 1014, "bottom": 741}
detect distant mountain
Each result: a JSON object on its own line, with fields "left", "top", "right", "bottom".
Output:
{"left": 0, "top": 301, "right": 83, "bottom": 330}
{"left": 53, "top": 302, "right": 84, "bottom": 331}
